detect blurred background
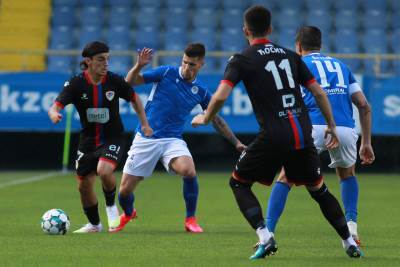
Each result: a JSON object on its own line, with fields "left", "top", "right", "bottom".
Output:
{"left": 0, "top": 0, "right": 399, "bottom": 172}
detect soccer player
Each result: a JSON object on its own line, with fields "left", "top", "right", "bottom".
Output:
{"left": 192, "top": 6, "right": 362, "bottom": 259}
{"left": 265, "top": 26, "right": 375, "bottom": 245}
{"left": 112, "top": 43, "right": 246, "bottom": 233}
{"left": 48, "top": 41, "right": 152, "bottom": 233}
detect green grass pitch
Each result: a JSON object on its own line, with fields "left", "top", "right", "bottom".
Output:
{"left": 0, "top": 171, "right": 399, "bottom": 267}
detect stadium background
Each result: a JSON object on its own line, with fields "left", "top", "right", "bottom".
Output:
{"left": 0, "top": 0, "right": 399, "bottom": 172}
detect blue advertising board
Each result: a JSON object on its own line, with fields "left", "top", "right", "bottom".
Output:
{"left": 0, "top": 72, "right": 258, "bottom": 133}
{"left": 363, "top": 76, "right": 400, "bottom": 135}
{"left": 1, "top": 72, "right": 399, "bottom": 135}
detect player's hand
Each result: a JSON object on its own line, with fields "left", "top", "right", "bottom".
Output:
{"left": 324, "top": 126, "right": 339, "bottom": 149}
{"left": 141, "top": 125, "right": 153, "bottom": 137}
{"left": 137, "top": 47, "right": 153, "bottom": 67}
{"left": 48, "top": 110, "right": 62, "bottom": 124}
{"left": 359, "top": 143, "right": 375, "bottom": 165}
{"left": 235, "top": 141, "right": 247, "bottom": 152}
{"left": 191, "top": 114, "right": 206, "bottom": 127}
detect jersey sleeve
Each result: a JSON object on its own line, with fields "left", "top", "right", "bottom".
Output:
{"left": 112, "top": 73, "right": 136, "bottom": 102}
{"left": 55, "top": 78, "right": 77, "bottom": 108}
{"left": 348, "top": 70, "right": 362, "bottom": 95}
{"left": 142, "top": 66, "right": 170, "bottom": 83}
{"left": 200, "top": 89, "right": 212, "bottom": 110}
{"left": 222, "top": 54, "right": 243, "bottom": 87}
{"left": 296, "top": 54, "right": 316, "bottom": 87}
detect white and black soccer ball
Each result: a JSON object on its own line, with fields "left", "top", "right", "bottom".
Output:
{"left": 40, "top": 209, "right": 70, "bottom": 235}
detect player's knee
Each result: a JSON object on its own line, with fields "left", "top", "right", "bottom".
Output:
{"left": 97, "top": 167, "right": 113, "bottom": 178}
{"left": 336, "top": 166, "right": 355, "bottom": 180}
{"left": 308, "top": 183, "right": 329, "bottom": 201}
{"left": 229, "top": 177, "right": 251, "bottom": 190}
{"left": 78, "top": 181, "right": 91, "bottom": 195}
{"left": 180, "top": 168, "right": 196, "bottom": 178}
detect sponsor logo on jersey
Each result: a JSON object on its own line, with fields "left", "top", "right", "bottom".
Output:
{"left": 86, "top": 108, "right": 110, "bottom": 123}
{"left": 106, "top": 91, "right": 115, "bottom": 101}
{"left": 81, "top": 93, "right": 88, "bottom": 100}
{"left": 191, "top": 86, "right": 199, "bottom": 94}
{"left": 64, "top": 81, "right": 69, "bottom": 87}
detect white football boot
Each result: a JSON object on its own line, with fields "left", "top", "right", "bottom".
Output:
{"left": 347, "top": 221, "right": 361, "bottom": 245}
{"left": 106, "top": 205, "right": 120, "bottom": 231}
{"left": 73, "top": 223, "right": 103, "bottom": 233}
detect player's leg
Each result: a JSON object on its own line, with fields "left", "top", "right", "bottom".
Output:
{"left": 306, "top": 180, "right": 362, "bottom": 257}
{"left": 73, "top": 151, "right": 103, "bottom": 233}
{"left": 163, "top": 138, "right": 203, "bottom": 233}
{"left": 266, "top": 168, "right": 293, "bottom": 233}
{"left": 285, "top": 147, "right": 362, "bottom": 258}
{"left": 111, "top": 172, "right": 143, "bottom": 232}
{"left": 111, "top": 134, "right": 161, "bottom": 232}
{"left": 74, "top": 173, "right": 103, "bottom": 233}
{"left": 97, "top": 139, "right": 127, "bottom": 231}
{"left": 97, "top": 159, "right": 119, "bottom": 230}
{"left": 337, "top": 165, "right": 360, "bottom": 244}
{"left": 328, "top": 127, "right": 360, "bottom": 244}
{"left": 231, "top": 140, "right": 278, "bottom": 259}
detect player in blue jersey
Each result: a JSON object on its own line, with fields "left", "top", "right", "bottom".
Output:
{"left": 266, "top": 26, "right": 375, "bottom": 245}
{"left": 111, "top": 43, "right": 246, "bottom": 233}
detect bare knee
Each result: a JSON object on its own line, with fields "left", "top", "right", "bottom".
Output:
{"left": 181, "top": 168, "right": 196, "bottom": 178}
{"left": 119, "top": 174, "right": 143, "bottom": 196}
{"left": 77, "top": 180, "right": 93, "bottom": 195}
{"left": 336, "top": 166, "right": 355, "bottom": 180}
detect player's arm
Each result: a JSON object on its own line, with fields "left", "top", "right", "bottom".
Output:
{"left": 125, "top": 48, "right": 153, "bottom": 86}
{"left": 191, "top": 82, "right": 233, "bottom": 126}
{"left": 130, "top": 93, "right": 153, "bottom": 137}
{"left": 352, "top": 91, "right": 374, "bottom": 165}
{"left": 306, "top": 82, "right": 338, "bottom": 149}
{"left": 48, "top": 102, "right": 63, "bottom": 124}
{"left": 211, "top": 115, "right": 246, "bottom": 152}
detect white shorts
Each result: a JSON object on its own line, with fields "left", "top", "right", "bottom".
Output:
{"left": 123, "top": 133, "right": 192, "bottom": 177}
{"left": 312, "top": 125, "right": 359, "bottom": 169}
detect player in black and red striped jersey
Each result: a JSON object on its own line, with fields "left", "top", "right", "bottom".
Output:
{"left": 48, "top": 41, "right": 152, "bottom": 233}
{"left": 192, "top": 5, "right": 362, "bottom": 259}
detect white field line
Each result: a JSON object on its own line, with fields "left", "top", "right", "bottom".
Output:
{"left": 0, "top": 172, "right": 64, "bottom": 189}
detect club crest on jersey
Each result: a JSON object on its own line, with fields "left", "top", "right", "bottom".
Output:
{"left": 106, "top": 91, "right": 115, "bottom": 101}
{"left": 81, "top": 93, "right": 88, "bottom": 100}
{"left": 191, "top": 86, "right": 199, "bottom": 94}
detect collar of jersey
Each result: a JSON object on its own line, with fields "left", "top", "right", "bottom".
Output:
{"left": 84, "top": 70, "right": 107, "bottom": 85}
{"left": 178, "top": 66, "right": 197, "bottom": 83}
{"left": 304, "top": 52, "right": 322, "bottom": 58}
{"left": 250, "top": 38, "right": 271, "bottom": 45}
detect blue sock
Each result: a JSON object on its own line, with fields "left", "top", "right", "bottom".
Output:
{"left": 183, "top": 176, "right": 199, "bottom": 218}
{"left": 266, "top": 182, "right": 291, "bottom": 233}
{"left": 340, "top": 176, "right": 358, "bottom": 222}
{"left": 118, "top": 192, "right": 134, "bottom": 216}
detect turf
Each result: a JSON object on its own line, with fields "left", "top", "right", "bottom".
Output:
{"left": 0, "top": 171, "right": 399, "bottom": 267}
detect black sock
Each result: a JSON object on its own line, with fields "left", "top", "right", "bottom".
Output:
{"left": 83, "top": 203, "right": 100, "bottom": 225}
{"left": 308, "top": 183, "right": 350, "bottom": 240}
{"left": 229, "top": 177, "right": 265, "bottom": 230}
{"left": 103, "top": 187, "right": 116, "bottom": 207}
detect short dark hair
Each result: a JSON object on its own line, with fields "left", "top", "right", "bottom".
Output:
{"left": 244, "top": 5, "right": 271, "bottom": 37}
{"left": 295, "top": 26, "right": 322, "bottom": 51}
{"left": 184, "top": 43, "right": 206, "bottom": 58}
{"left": 80, "top": 41, "right": 109, "bottom": 70}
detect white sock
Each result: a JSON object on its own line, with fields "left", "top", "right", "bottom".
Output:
{"left": 256, "top": 226, "right": 272, "bottom": 245}
{"left": 342, "top": 236, "right": 357, "bottom": 249}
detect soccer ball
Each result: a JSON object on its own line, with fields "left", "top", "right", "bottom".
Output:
{"left": 41, "top": 209, "right": 70, "bottom": 235}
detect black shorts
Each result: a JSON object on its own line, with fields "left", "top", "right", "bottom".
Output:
{"left": 75, "top": 138, "right": 126, "bottom": 178}
{"left": 233, "top": 137, "right": 322, "bottom": 186}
